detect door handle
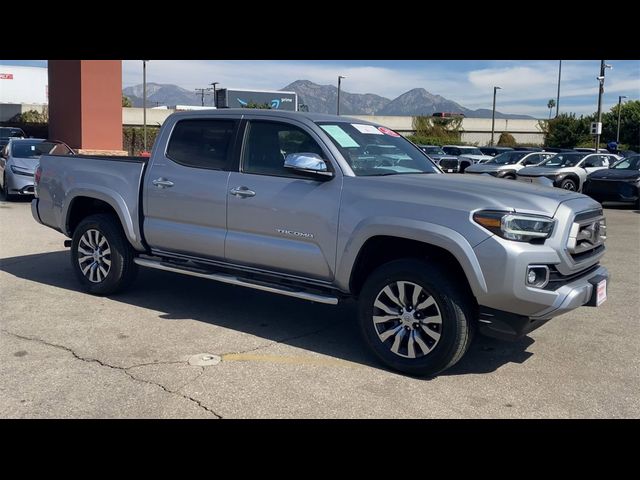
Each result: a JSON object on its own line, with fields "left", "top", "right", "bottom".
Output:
{"left": 152, "top": 178, "right": 174, "bottom": 188}
{"left": 230, "top": 186, "right": 256, "bottom": 198}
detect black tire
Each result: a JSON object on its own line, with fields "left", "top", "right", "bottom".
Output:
{"left": 70, "top": 214, "right": 138, "bottom": 295}
{"left": 503, "top": 174, "right": 516, "bottom": 180}
{"left": 357, "top": 259, "right": 475, "bottom": 377}
{"left": 1, "top": 173, "right": 14, "bottom": 201}
{"left": 560, "top": 178, "right": 578, "bottom": 191}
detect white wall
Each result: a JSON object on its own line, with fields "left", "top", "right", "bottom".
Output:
{"left": 0, "top": 65, "right": 48, "bottom": 104}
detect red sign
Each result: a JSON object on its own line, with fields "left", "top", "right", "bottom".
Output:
{"left": 0, "top": 73, "right": 14, "bottom": 80}
{"left": 378, "top": 126, "right": 401, "bottom": 137}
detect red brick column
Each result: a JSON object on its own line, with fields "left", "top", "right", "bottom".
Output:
{"left": 48, "top": 60, "right": 127, "bottom": 155}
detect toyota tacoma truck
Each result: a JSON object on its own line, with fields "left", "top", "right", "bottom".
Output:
{"left": 31, "top": 110, "right": 609, "bottom": 376}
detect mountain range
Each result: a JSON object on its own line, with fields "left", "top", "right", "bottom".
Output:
{"left": 123, "top": 80, "right": 534, "bottom": 119}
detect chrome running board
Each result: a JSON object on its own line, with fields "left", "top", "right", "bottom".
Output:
{"left": 133, "top": 257, "right": 339, "bottom": 305}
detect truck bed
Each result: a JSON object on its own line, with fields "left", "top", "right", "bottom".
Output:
{"left": 33, "top": 154, "right": 148, "bottom": 251}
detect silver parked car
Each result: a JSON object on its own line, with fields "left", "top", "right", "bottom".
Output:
{"left": 0, "top": 138, "right": 74, "bottom": 200}
{"left": 465, "top": 151, "right": 555, "bottom": 179}
{"left": 516, "top": 152, "right": 621, "bottom": 192}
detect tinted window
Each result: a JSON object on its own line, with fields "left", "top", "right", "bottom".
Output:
{"left": 540, "top": 153, "right": 587, "bottom": 168}
{"left": 442, "top": 147, "right": 460, "bottom": 155}
{"left": 11, "top": 140, "right": 70, "bottom": 158}
{"left": 167, "top": 119, "right": 236, "bottom": 170}
{"left": 611, "top": 156, "right": 640, "bottom": 170}
{"left": 243, "top": 121, "right": 324, "bottom": 178}
{"left": 0, "top": 127, "right": 25, "bottom": 139}
{"left": 522, "top": 154, "right": 541, "bottom": 166}
{"left": 583, "top": 156, "right": 603, "bottom": 168}
{"left": 421, "top": 146, "right": 445, "bottom": 155}
{"left": 487, "top": 151, "right": 527, "bottom": 165}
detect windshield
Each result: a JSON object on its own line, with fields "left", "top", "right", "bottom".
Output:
{"left": 12, "top": 141, "right": 71, "bottom": 158}
{"left": 487, "top": 151, "right": 528, "bottom": 165}
{"left": 421, "top": 146, "right": 445, "bottom": 155}
{"left": 317, "top": 122, "right": 439, "bottom": 176}
{"left": 0, "top": 127, "right": 25, "bottom": 139}
{"left": 539, "top": 153, "right": 587, "bottom": 168}
{"left": 611, "top": 155, "right": 640, "bottom": 170}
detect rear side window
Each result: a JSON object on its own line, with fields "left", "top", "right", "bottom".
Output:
{"left": 166, "top": 119, "right": 237, "bottom": 170}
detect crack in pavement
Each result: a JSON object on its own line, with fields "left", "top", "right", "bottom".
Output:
{"left": 1, "top": 329, "right": 222, "bottom": 418}
{"left": 222, "top": 320, "right": 343, "bottom": 356}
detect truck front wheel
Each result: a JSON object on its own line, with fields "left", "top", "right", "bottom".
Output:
{"left": 358, "top": 259, "right": 474, "bottom": 377}
{"left": 70, "top": 214, "right": 138, "bottom": 295}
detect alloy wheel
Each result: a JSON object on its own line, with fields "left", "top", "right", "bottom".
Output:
{"left": 77, "top": 229, "right": 112, "bottom": 283}
{"left": 372, "top": 281, "right": 442, "bottom": 358}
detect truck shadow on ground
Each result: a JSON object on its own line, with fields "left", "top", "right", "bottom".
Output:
{"left": 1, "top": 250, "right": 534, "bottom": 377}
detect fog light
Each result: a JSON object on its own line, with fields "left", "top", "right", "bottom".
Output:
{"left": 526, "top": 265, "right": 550, "bottom": 288}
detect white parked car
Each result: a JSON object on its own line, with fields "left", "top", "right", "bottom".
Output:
{"left": 516, "top": 152, "right": 622, "bottom": 191}
{"left": 465, "top": 151, "right": 555, "bottom": 179}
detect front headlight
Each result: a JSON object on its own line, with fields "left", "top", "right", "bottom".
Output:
{"left": 473, "top": 210, "right": 556, "bottom": 242}
{"left": 10, "top": 165, "right": 34, "bottom": 177}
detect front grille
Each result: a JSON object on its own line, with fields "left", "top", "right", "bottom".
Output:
{"left": 544, "top": 263, "right": 600, "bottom": 290}
{"left": 567, "top": 209, "right": 606, "bottom": 262}
{"left": 439, "top": 159, "right": 459, "bottom": 170}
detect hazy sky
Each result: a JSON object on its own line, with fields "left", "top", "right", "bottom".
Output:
{"left": 3, "top": 60, "right": 639, "bottom": 118}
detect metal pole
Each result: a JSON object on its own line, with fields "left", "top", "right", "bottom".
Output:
{"left": 337, "top": 76, "right": 342, "bottom": 115}
{"left": 595, "top": 60, "right": 605, "bottom": 151}
{"left": 491, "top": 86, "right": 499, "bottom": 146}
{"left": 616, "top": 95, "right": 626, "bottom": 143}
{"left": 555, "top": 60, "right": 562, "bottom": 117}
{"left": 143, "top": 60, "right": 147, "bottom": 152}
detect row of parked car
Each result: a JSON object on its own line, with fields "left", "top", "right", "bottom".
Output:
{"left": 419, "top": 143, "right": 640, "bottom": 207}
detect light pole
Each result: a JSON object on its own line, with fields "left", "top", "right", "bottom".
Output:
{"left": 616, "top": 95, "right": 627, "bottom": 144}
{"left": 337, "top": 75, "right": 346, "bottom": 115}
{"left": 594, "top": 61, "right": 612, "bottom": 151}
{"left": 555, "top": 60, "right": 562, "bottom": 117}
{"left": 490, "top": 86, "right": 501, "bottom": 146}
{"left": 210, "top": 82, "right": 219, "bottom": 107}
{"left": 143, "top": 60, "right": 148, "bottom": 152}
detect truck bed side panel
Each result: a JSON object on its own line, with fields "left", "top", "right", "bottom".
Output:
{"left": 36, "top": 154, "right": 147, "bottom": 251}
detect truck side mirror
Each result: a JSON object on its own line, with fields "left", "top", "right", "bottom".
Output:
{"left": 284, "top": 153, "right": 334, "bottom": 180}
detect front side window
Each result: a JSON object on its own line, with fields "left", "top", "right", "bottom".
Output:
{"left": 166, "top": 119, "right": 236, "bottom": 170}
{"left": 318, "top": 122, "right": 439, "bottom": 176}
{"left": 583, "top": 156, "right": 603, "bottom": 168}
{"left": 487, "top": 151, "right": 527, "bottom": 165}
{"left": 243, "top": 121, "right": 325, "bottom": 178}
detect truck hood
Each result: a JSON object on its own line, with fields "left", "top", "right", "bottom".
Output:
{"left": 459, "top": 154, "right": 494, "bottom": 162}
{"left": 588, "top": 168, "right": 640, "bottom": 181}
{"left": 518, "top": 166, "right": 575, "bottom": 177}
{"left": 358, "top": 173, "right": 584, "bottom": 216}
{"left": 10, "top": 156, "right": 40, "bottom": 172}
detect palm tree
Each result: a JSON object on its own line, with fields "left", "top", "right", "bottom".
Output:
{"left": 547, "top": 99, "right": 556, "bottom": 119}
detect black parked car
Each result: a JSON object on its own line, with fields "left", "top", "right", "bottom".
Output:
{"left": 583, "top": 155, "right": 640, "bottom": 207}
{"left": 512, "top": 146, "right": 544, "bottom": 152}
{"left": 479, "top": 146, "right": 513, "bottom": 156}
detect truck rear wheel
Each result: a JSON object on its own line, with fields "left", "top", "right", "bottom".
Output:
{"left": 358, "top": 259, "right": 474, "bottom": 377}
{"left": 70, "top": 214, "right": 138, "bottom": 295}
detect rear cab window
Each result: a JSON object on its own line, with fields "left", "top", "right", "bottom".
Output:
{"left": 166, "top": 119, "right": 238, "bottom": 170}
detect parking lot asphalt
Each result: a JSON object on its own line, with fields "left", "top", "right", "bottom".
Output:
{"left": 1, "top": 197, "right": 638, "bottom": 418}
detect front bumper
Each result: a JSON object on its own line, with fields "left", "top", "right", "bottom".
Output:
{"left": 478, "top": 265, "right": 609, "bottom": 340}
{"left": 6, "top": 170, "right": 35, "bottom": 195}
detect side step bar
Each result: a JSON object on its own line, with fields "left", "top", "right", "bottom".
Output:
{"left": 133, "top": 257, "right": 339, "bottom": 305}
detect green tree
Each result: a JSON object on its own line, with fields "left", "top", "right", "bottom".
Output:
{"left": 245, "top": 101, "right": 271, "bottom": 109}
{"left": 412, "top": 115, "right": 462, "bottom": 143}
{"left": 9, "top": 109, "right": 48, "bottom": 123}
{"left": 497, "top": 132, "right": 517, "bottom": 147}
{"left": 540, "top": 113, "right": 592, "bottom": 148}
{"left": 122, "top": 95, "right": 133, "bottom": 107}
{"left": 547, "top": 99, "right": 556, "bottom": 119}
{"left": 601, "top": 100, "right": 640, "bottom": 149}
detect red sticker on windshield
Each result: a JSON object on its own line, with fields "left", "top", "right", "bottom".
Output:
{"left": 378, "top": 126, "right": 400, "bottom": 137}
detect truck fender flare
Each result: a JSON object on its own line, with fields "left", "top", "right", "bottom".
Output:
{"left": 336, "top": 217, "right": 489, "bottom": 297}
{"left": 63, "top": 186, "right": 145, "bottom": 251}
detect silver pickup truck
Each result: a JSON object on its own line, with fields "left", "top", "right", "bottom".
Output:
{"left": 31, "top": 110, "right": 609, "bottom": 376}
